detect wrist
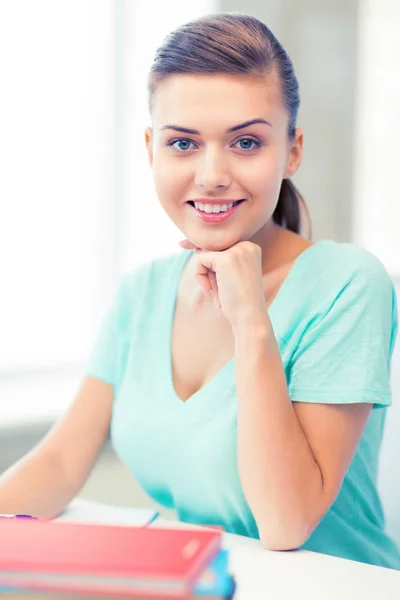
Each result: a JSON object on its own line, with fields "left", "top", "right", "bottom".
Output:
{"left": 232, "top": 310, "right": 273, "bottom": 345}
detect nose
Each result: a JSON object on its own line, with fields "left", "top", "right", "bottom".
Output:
{"left": 194, "top": 148, "right": 231, "bottom": 191}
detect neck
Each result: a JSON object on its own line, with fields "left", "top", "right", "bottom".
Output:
{"left": 248, "top": 221, "right": 284, "bottom": 274}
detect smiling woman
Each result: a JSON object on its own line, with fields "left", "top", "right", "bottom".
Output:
{"left": 146, "top": 15, "right": 311, "bottom": 242}
{"left": 145, "top": 72, "right": 302, "bottom": 253}
{"left": 161, "top": 116, "right": 271, "bottom": 223}
{"left": 1, "top": 11, "right": 399, "bottom": 573}
{"left": 96, "top": 13, "right": 399, "bottom": 568}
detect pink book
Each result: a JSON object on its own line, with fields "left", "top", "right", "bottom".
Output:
{"left": 0, "top": 518, "right": 222, "bottom": 598}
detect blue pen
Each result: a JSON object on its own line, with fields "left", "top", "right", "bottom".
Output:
{"left": 0, "top": 514, "right": 38, "bottom": 519}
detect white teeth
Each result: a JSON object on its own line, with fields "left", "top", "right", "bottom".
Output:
{"left": 194, "top": 202, "right": 234, "bottom": 213}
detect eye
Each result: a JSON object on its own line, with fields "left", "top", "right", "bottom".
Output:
{"left": 233, "top": 137, "right": 262, "bottom": 151}
{"left": 167, "top": 138, "right": 197, "bottom": 152}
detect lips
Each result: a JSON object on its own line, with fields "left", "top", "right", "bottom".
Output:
{"left": 187, "top": 199, "right": 245, "bottom": 210}
{"left": 187, "top": 199, "right": 245, "bottom": 223}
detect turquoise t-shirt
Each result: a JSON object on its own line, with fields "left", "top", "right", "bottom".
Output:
{"left": 86, "top": 239, "right": 400, "bottom": 570}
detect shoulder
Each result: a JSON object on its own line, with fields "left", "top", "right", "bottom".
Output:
{"left": 287, "top": 242, "right": 397, "bottom": 406}
{"left": 300, "top": 240, "right": 395, "bottom": 308}
{"left": 114, "top": 251, "right": 190, "bottom": 323}
{"left": 98, "top": 251, "right": 187, "bottom": 341}
{"left": 121, "top": 250, "right": 187, "bottom": 294}
{"left": 283, "top": 240, "right": 398, "bottom": 352}
{"left": 307, "top": 239, "right": 391, "bottom": 280}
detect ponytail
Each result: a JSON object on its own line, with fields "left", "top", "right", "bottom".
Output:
{"left": 273, "top": 179, "right": 312, "bottom": 239}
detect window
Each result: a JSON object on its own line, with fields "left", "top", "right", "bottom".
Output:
{"left": 0, "top": 0, "right": 212, "bottom": 426}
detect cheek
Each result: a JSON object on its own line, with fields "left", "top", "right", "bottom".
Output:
{"left": 153, "top": 155, "right": 191, "bottom": 200}
{"left": 235, "top": 154, "right": 283, "bottom": 195}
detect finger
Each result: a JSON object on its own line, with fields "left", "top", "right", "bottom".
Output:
{"left": 208, "top": 271, "right": 221, "bottom": 308}
{"left": 195, "top": 273, "right": 211, "bottom": 294}
{"left": 194, "top": 256, "right": 215, "bottom": 295}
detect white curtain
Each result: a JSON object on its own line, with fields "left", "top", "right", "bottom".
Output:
{"left": 0, "top": 0, "right": 212, "bottom": 426}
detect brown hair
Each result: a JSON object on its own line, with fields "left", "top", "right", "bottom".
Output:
{"left": 147, "top": 12, "right": 311, "bottom": 237}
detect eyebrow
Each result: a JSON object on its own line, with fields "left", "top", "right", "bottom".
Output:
{"left": 159, "top": 118, "right": 273, "bottom": 135}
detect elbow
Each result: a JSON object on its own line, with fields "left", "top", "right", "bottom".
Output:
{"left": 255, "top": 490, "right": 330, "bottom": 553}
{"left": 259, "top": 523, "right": 313, "bottom": 552}
{"left": 260, "top": 534, "right": 304, "bottom": 552}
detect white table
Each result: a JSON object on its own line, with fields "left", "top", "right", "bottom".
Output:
{"left": 151, "top": 517, "right": 400, "bottom": 600}
{"left": 57, "top": 500, "right": 400, "bottom": 600}
{"left": 223, "top": 531, "right": 400, "bottom": 600}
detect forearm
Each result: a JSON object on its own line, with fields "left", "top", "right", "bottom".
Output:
{"left": 234, "top": 317, "right": 326, "bottom": 550}
{"left": 0, "top": 450, "right": 79, "bottom": 518}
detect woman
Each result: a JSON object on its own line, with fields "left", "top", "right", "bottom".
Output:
{"left": 1, "top": 13, "right": 399, "bottom": 570}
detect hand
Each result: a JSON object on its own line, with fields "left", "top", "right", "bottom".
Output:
{"left": 179, "top": 239, "right": 269, "bottom": 331}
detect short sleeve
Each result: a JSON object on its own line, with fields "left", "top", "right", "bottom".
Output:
{"left": 85, "top": 273, "right": 132, "bottom": 389}
{"left": 288, "top": 254, "right": 398, "bottom": 409}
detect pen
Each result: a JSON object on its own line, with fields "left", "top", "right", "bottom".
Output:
{"left": 0, "top": 514, "right": 38, "bottom": 519}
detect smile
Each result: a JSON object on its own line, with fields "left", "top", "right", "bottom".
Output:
{"left": 187, "top": 199, "right": 245, "bottom": 223}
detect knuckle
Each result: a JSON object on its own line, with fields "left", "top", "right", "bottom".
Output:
{"left": 241, "top": 241, "right": 260, "bottom": 255}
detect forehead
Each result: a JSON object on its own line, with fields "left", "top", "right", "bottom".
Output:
{"left": 151, "top": 73, "right": 284, "bottom": 128}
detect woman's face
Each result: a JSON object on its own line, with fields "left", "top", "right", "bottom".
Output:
{"left": 145, "top": 73, "right": 303, "bottom": 251}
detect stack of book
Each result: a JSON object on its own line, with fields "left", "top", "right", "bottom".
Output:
{"left": 0, "top": 517, "right": 236, "bottom": 599}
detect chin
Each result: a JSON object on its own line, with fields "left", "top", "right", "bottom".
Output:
{"left": 201, "top": 240, "right": 243, "bottom": 253}
{"left": 178, "top": 217, "right": 250, "bottom": 251}
{"left": 204, "top": 242, "right": 234, "bottom": 252}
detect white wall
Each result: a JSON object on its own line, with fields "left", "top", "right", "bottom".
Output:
{"left": 352, "top": 0, "right": 400, "bottom": 275}
{"left": 219, "top": 0, "right": 359, "bottom": 245}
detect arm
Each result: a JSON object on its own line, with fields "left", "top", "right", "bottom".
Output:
{"left": 0, "top": 375, "right": 113, "bottom": 518}
{"left": 234, "top": 317, "right": 371, "bottom": 551}
{"left": 179, "top": 238, "right": 393, "bottom": 550}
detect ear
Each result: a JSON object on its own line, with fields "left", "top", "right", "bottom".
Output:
{"left": 145, "top": 127, "right": 154, "bottom": 168}
{"left": 284, "top": 127, "right": 303, "bottom": 178}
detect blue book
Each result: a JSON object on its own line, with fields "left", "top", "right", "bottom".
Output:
{"left": 194, "top": 549, "right": 236, "bottom": 599}
{"left": 1, "top": 550, "right": 236, "bottom": 599}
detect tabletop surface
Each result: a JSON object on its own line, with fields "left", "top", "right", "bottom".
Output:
{"left": 1, "top": 504, "right": 399, "bottom": 600}
{"left": 152, "top": 517, "right": 400, "bottom": 600}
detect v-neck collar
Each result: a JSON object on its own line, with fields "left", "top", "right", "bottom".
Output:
{"left": 163, "top": 241, "right": 329, "bottom": 407}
